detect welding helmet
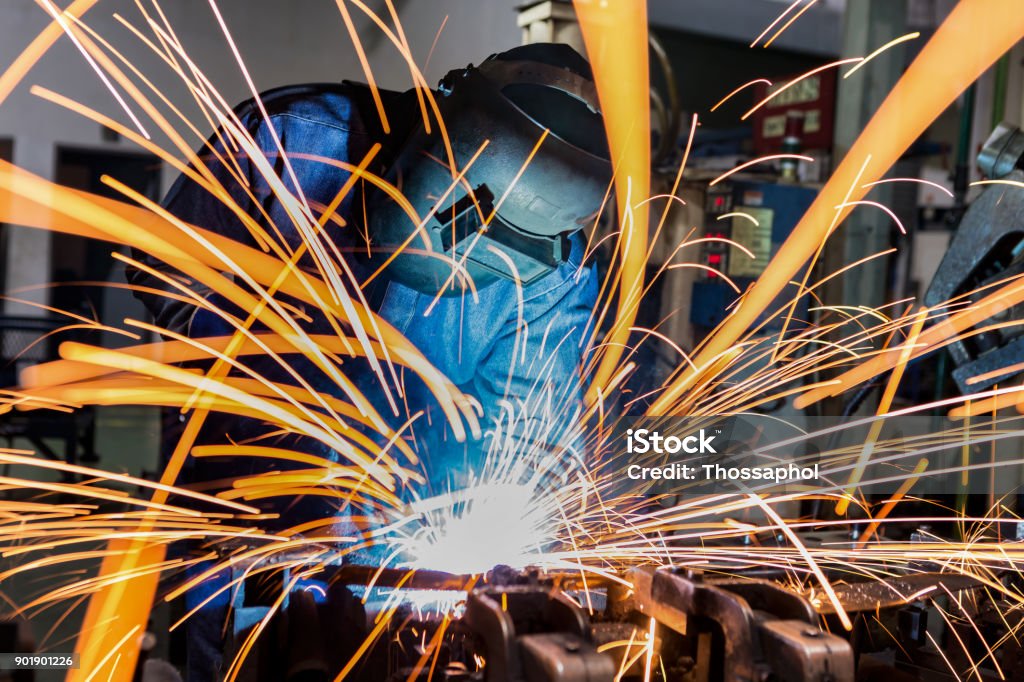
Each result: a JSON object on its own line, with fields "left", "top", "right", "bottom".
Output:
{"left": 362, "top": 44, "right": 612, "bottom": 294}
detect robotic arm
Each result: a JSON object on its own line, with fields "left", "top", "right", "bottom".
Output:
{"left": 924, "top": 123, "right": 1024, "bottom": 394}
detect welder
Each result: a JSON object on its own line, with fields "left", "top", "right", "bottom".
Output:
{"left": 128, "top": 43, "right": 611, "bottom": 681}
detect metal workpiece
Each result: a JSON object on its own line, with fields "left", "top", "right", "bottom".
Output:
{"left": 217, "top": 547, "right": 594, "bottom": 592}
{"left": 462, "top": 584, "right": 614, "bottom": 682}
{"left": 757, "top": 620, "right": 854, "bottom": 682}
{"left": 519, "top": 633, "right": 614, "bottom": 682}
{"left": 816, "top": 573, "right": 980, "bottom": 615}
{"left": 627, "top": 566, "right": 854, "bottom": 682}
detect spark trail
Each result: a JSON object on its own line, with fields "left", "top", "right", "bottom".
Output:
{"left": 0, "top": 0, "right": 1022, "bottom": 680}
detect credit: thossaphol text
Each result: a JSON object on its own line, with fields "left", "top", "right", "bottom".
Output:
{"left": 626, "top": 462, "right": 820, "bottom": 481}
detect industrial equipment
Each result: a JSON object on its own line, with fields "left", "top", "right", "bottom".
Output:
{"left": 197, "top": 542, "right": 1017, "bottom": 682}
{"left": 690, "top": 180, "right": 818, "bottom": 339}
{"left": 925, "top": 123, "right": 1024, "bottom": 394}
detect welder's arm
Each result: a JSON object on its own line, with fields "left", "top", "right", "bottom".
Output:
{"left": 472, "top": 253, "right": 599, "bottom": 463}
{"left": 127, "top": 119, "right": 263, "bottom": 337}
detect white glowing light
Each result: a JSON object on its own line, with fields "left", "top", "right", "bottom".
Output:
{"left": 401, "top": 482, "right": 552, "bottom": 574}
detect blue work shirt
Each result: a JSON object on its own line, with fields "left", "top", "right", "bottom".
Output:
{"left": 129, "top": 82, "right": 597, "bottom": 512}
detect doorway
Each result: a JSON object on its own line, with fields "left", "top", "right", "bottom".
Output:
{"left": 0, "top": 138, "right": 11, "bottom": 290}
{"left": 52, "top": 146, "right": 162, "bottom": 344}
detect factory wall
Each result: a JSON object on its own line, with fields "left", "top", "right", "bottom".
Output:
{"left": 0, "top": 0, "right": 521, "bottom": 317}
